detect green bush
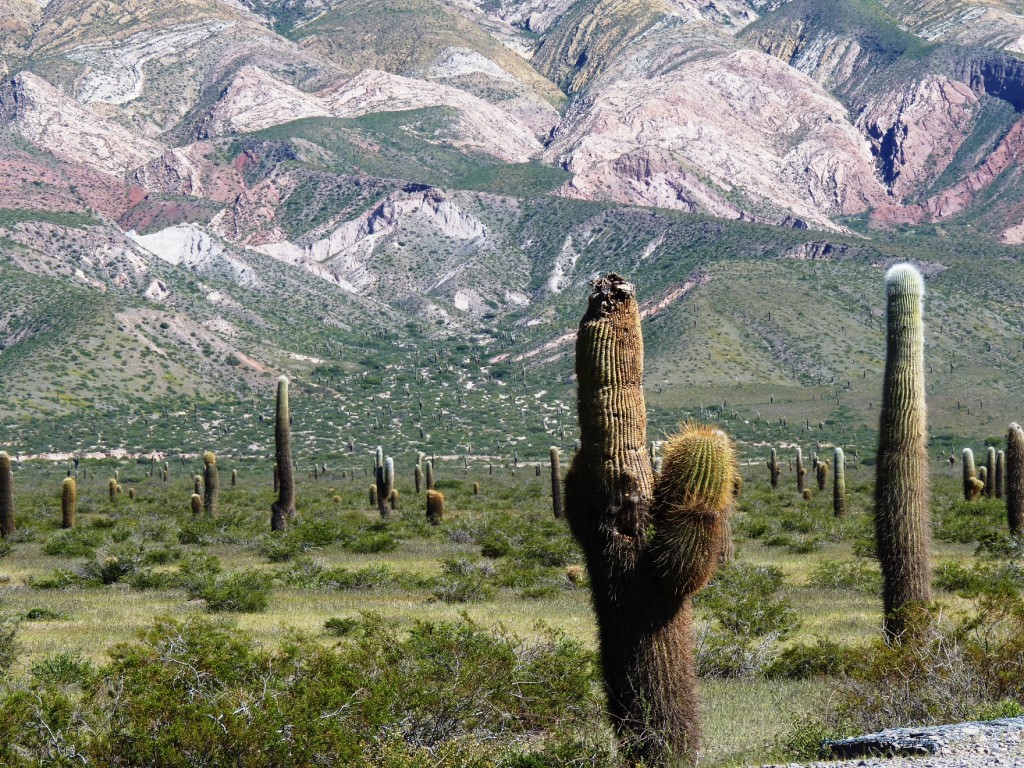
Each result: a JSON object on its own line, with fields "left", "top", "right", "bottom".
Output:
{"left": 809, "top": 559, "right": 881, "bottom": 594}
{"left": 189, "top": 570, "right": 273, "bottom": 613}
{"left": 42, "top": 528, "right": 103, "bottom": 557}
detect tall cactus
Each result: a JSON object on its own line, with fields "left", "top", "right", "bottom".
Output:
{"left": 564, "top": 275, "right": 736, "bottom": 765}
{"left": 963, "top": 448, "right": 983, "bottom": 501}
{"left": 987, "top": 447, "right": 997, "bottom": 499}
{"left": 425, "top": 460, "right": 435, "bottom": 491}
{"left": 272, "top": 375, "right": 295, "bottom": 531}
{"left": 62, "top": 477, "right": 76, "bottom": 529}
{"left": 874, "top": 264, "right": 931, "bottom": 641}
{"left": 1006, "top": 424, "right": 1024, "bottom": 536}
{"left": 550, "top": 446, "right": 563, "bottom": 518}
{"left": 414, "top": 464, "right": 422, "bottom": 494}
{"left": 0, "top": 452, "right": 12, "bottom": 537}
{"left": 375, "top": 455, "right": 394, "bottom": 517}
{"left": 796, "top": 447, "right": 806, "bottom": 493}
{"left": 816, "top": 460, "right": 829, "bottom": 491}
{"left": 833, "top": 447, "right": 847, "bottom": 518}
{"left": 768, "top": 447, "right": 780, "bottom": 489}
{"left": 203, "top": 451, "right": 219, "bottom": 516}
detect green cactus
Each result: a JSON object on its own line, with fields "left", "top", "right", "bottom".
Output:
{"left": 0, "top": 452, "right": 12, "bottom": 537}
{"left": 833, "top": 447, "right": 847, "bottom": 518}
{"left": 768, "top": 447, "right": 780, "bottom": 489}
{"left": 194, "top": 475, "right": 202, "bottom": 497}
{"left": 550, "top": 446, "right": 563, "bottom": 518}
{"left": 388, "top": 488, "right": 399, "bottom": 510}
{"left": 874, "top": 264, "right": 931, "bottom": 641}
{"left": 231, "top": 469, "right": 238, "bottom": 487}
{"left": 996, "top": 451, "right": 1005, "bottom": 500}
{"left": 62, "top": 477, "right": 76, "bottom": 529}
{"left": 425, "top": 460, "right": 435, "bottom": 491}
{"left": 190, "top": 493, "right": 202, "bottom": 516}
{"left": 979, "top": 465, "right": 988, "bottom": 489}
{"left": 109, "top": 478, "right": 118, "bottom": 502}
{"left": 816, "top": 460, "right": 829, "bottom": 491}
{"left": 414, "top": 464, "right": 422, "bottom": 494}
{"left": 987, "top": 447, "right": 997, "bottom": 499}
{"left": 375, "top": 455, "right": 394, "bottom": 517}
{"left": 963, "top": 448, "right": 983, "bottom": 501}
{"left": 1007, "top": 424, "right": 1024, "bottom": 535}
{"left": 563, "top": 275, "right": 737, "bottom": 765}
{"left": 796, "top": 447, "right": 806, "bottom": 493}
{"left": 426, "top": 489, "right": 445, "bottom": 525}
{"left": 272, "top": 376, "right": 295, "bottom": 532}
{"left": 203, "top": 451, "right": 219, "bottom": 516}
{"left": 369, "top": 485, "right": 377, "bottom": 507}
{"left": 473, "top": 482, "right": 480, "bottom": 496}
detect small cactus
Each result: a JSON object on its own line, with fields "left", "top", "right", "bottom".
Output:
{"left": 979, "top": 465, "right": 988, "bottom": 488}
{"left": 109, "top": 478, "right": 118, "bottom": 502}
{"left": 375, "top": 456, "right": 394, "bottom": 517}
{"left": 796, "top": 447, "right": 806, "bottom": 493}
{"left": 816, "top": 460, "right": 829, "bottom": 491}
{"left": 414, "top": 464, "right": 422, "bottom": 494}
{"left": 369, "top": 485, "right": 378, "bottom": 507}
{"left": 1007, "top": 423, "right": 1024, "bottom": 535}
{"left": 802, "top": 488, "right": 813, "bottom": 500}
{"left": 231, "top": 469, "right": 238, "bottom": 487}
{"left": 833, "top": 447, "right": 847, "bottom": 518}
{"left": 272, "top": 376, "right": 296, "bottom": 531}
{"left": 387, "top": 488, "right": 399, "bottom": 510}
{"left": 768, "top": 447, "right": 780, "bottom": 489}
{"left": 61, "top": 477, "right": 76, "bottom": 529}
{"left": 190, "top": 493, "right": 202, "bottom": 516}
{"left": 128, "top": 488, "right": 136, "bottom": 500}
{"left": 963, "top": 448, "right": 983, "bottom": 501}
{"left": 203, "top": 451, "right": 218, "bottom": 516}
{"left": 426, "top": 489, "right": 445, "bottom": 525}
{"left": 194, "top": 475, "right": 203, "bottom": 496}
{"left": 996, "top": 450, "right": 1005, "bottom": 500}
{"left": 550, "top": 446, "right": 563, "bottom": 518}
{"left": 425, "top": 460, "right": 435, "bottom": 490}
{"left": 0, "top": 452, "right": 13, "bottom": 537}
{"left": 473, "top": 482, "right": 480, "bottom": 495}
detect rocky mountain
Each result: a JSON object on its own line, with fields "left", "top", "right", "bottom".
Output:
{"left": 2, "top": 0, "right": 1024, "bottom": 457}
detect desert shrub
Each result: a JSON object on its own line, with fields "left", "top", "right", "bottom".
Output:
{"left": 0, "top": 620, "right": 17, "bottom": 673}
{"left": 42, "top": 528, "right": 103, "bottom": 557}
{"left": 933, "top": 560, "right": 1024, "bottom": 597}
{"left": 696, "top": 563, "right": 800, "bottom": 677}
{"left": 431, "top": 557, "right": 496, "bottom": 603}
{"left": 765, "top": 639, "right": 860, "bottom": 680}
{"left": 809, "top": 559, "right": 881, "bottom": 594}
{"left": 0, "top": 614, "right": 604, "bottom": 765}
{"left": 22, "top": 608, "right": 67, "bottom": 622}
{"left": 30, "top": 653, "right": 93, "bottom": 686}
{"left": 188, "top": 570, "right": 272, "bottom": 613}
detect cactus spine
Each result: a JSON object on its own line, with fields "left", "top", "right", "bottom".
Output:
{"left": 874, "top": 264, "right": 931, "bottom": 641}
{"left": 1007, "top": 424, "right": 1024, "bottom": 536}
{"left": 796, "top": 447, "right": 806, "bottom": 493}
{"left": 963, "top": 448, "right": 983, "bottom": 501}
{"left": 564, "top": 275, "right": 736, "bottom": 765}
{"left": 550, "top": 446, "right": 563, "bottom": 518}
{"left": 987, "top": 447, "right": 997, "bottom": 499}
{"left": 61, "top": 477, "right": 76, "bottom": 529}
{"left": 203, "top": 452, "right": 218, "bottom": 516}
{"left": 272, "top": 376, "right": 295, "bottom": 531}
{"left": 0, "top": 453, "right": 12, "bottom": 537}
{"left": 426, "top": 489, "right": 445, "bottom": 525}
{"left": 833, "top": 447, "right": 847, "bottom": 518}
{"left": 768, "top": 447, "right": 780, "bottom": 489}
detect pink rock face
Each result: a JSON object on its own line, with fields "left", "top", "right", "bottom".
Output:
{"left": 547, "top": 49, "right": 888, "bottom": 230}
{"left": 858, "top": 76, "right": 979, "bottom": 198}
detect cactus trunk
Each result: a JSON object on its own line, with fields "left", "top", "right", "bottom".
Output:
{"left": 550, "top": 446, "right": 563, "bottom": 518}
{"left": 796, "top": 448, "right": 806, "bottom": 493}
{"left": 963, "top": 448, "right": 983, "bottom": 501}
{"left": 272, "top": 376, "right": 295, "bottom": 531}
{"left": 833, "top": 447, "right": 847, "bottom": 518}
{"left": 0, "top": 453, "right": 12, "bottom": 537}
{"left": 768, "top": 447, "right": 780, "bottom": 489}
{"left": 61, "top": 477, "right": 76, "bottom": 529}
{"left": 874, "top": 264, "right": 931, "bottom": 641}
{"left": 203, "top": 452, "right": 219, "bottom": 516}
{"left": 1007, "top": 424, "right": 1024, "bottom": 536}
{"left": 426, "top": 489, "right": 444, "bottom": 525}
{"left": 987, "top": 447, "right": 997, "bottom": 499}
{"left": 376, "top": 456, "right": 394, "bottom": 517}
{"left": 564, "top": 275, "right": 735, "bottom": 765}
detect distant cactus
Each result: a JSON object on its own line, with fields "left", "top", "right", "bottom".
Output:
{"left": 996, "top": 451, "right": 1005, "bottom": 499}
{"left": 963, "top": 448, "right": 983, "bottom": 501}
{"left": 414, "top": 464, "right": 422, "bottom": 494}
{"left": 387, "top": 488, "right": 399, "bottom": 510}
{"left": 272, "top": 376, "right": 295, "bottom": 532}
{"left": 987, "top": 447, "right": 997, "bottom": 499}
{"left": 426, "top": 489, "right": 445, "bottom": 525}
{"left": 128, "top": 488, "right": 136, "bottom": 500}
{"left": 833, "top": 447, "right": 847, "bottom": 518}
{"left": 473, "top": 482, "right": 480, "bottom": 495}
{"left": 1007, "top": 424, "right": 1024, "bottom": 536}
{"left": 375, "top": 456, "right": 394, "bottom": 517}
{"left": 979, "top": 465, "right": 988, "bottom": 488}
{"left": 874, "top": 264, "right": 931, "bottom": 641}
{"left": 425, "top": 460, "right": 435, "bottom": 490}
{"left": 61, "top": 477, "right": 76, "bottom": 529}
{"left": 796, "top": 447, "right": 806, "bottom": 493}
{"left": 194, "top": 475, "right": 202, "bottom": 496}
{"left": 550, "top": 446, "right": 563, "bottom": 518}
{"left": 768, "top": 447, "right": 780, "bottom": 489}
{"left": 369, "top": 485, "right": 377, "bottom": 507}
{"left": 231, "top": 469, "right": 238, "bottom": 487}
{"left": 816, "top": 460, "right": 829, "bottom": 491}
{"left": 802, "top": 488, "right": 812, "bottom": 500}
{"left": 563, "top": 275, "right": 736, "bottom": 764}
{"left": 203, "top": 452, "right": 218, "bottom": 516}
{"left": 190, "top": 493, "right": 202, "bottom": 516}
{"left": 0, "top": 453, "right": 13, "bottom": 537}
{"left": 109, "top": 478, "right": 118, "bottom": 502}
